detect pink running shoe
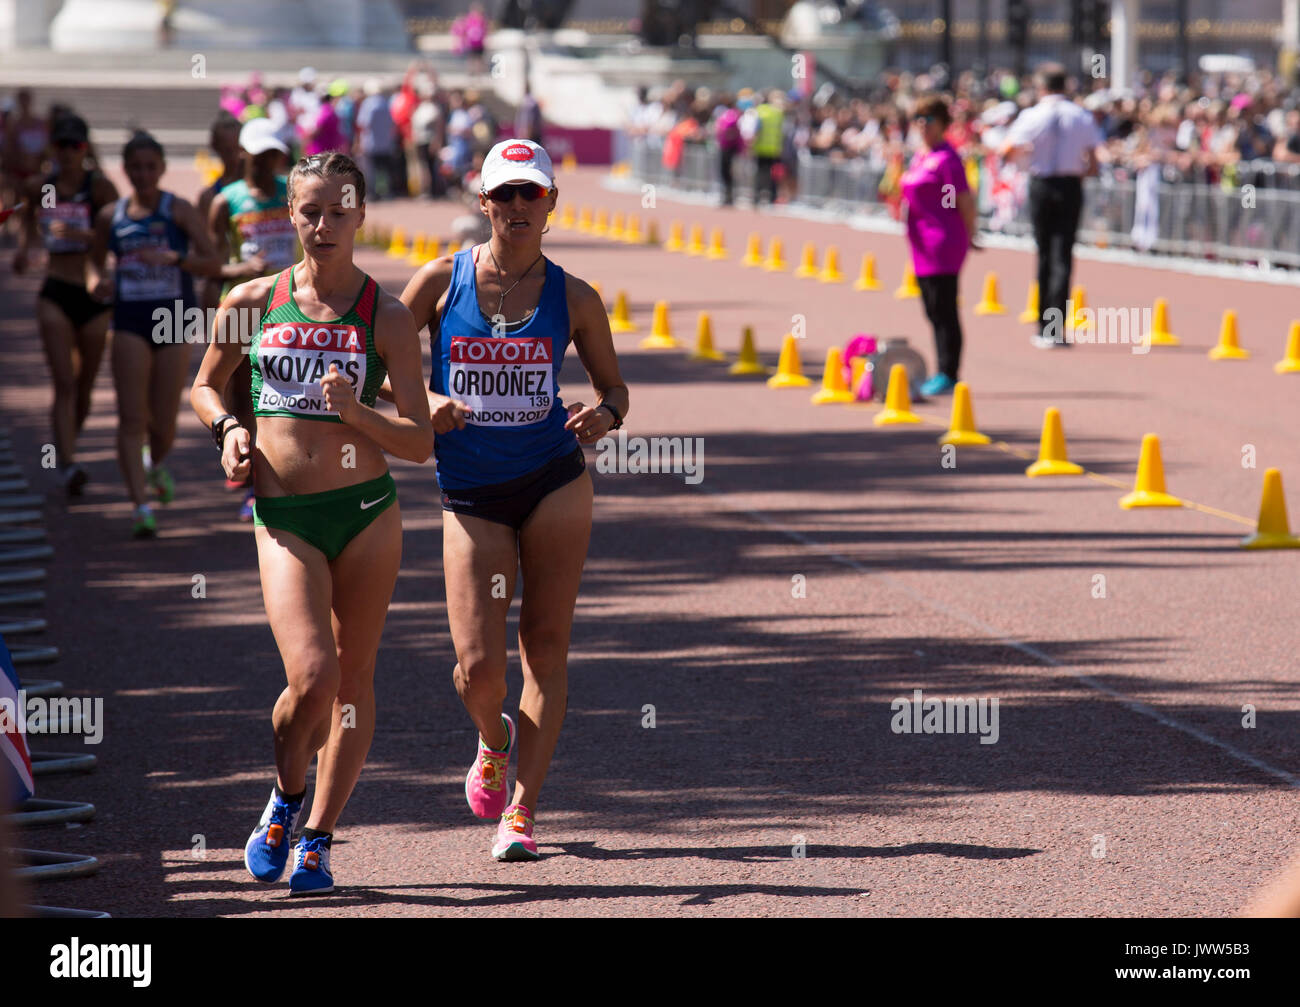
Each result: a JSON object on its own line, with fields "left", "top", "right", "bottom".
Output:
{"left": 465, "top": 713, "right": 515, "bottom": 818}
{"left": 493, "top": 803, "right": 539, "bottom": 861}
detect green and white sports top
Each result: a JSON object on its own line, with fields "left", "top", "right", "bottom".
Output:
{"left": 251, "top": 267, "right": 386, "bottom": 422}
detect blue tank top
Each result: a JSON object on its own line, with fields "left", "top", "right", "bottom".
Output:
{"left": 108, "top": 191, "right": 195, "bottom": 306}
{"left": 431, "top": 247, "right": 577, "bottom": 491}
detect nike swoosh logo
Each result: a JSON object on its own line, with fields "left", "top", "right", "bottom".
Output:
{"left": 359, "top": 493, "right": 391, "bottom": 511}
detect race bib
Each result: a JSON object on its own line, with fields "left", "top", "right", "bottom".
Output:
{"left": 257, "top": 321, "right": 367, "bottom": 417}
{"left": 449, "top": 335, "right": 553, "bottom": 427}
{"left": 236, "top": 210, "right": 296, "bottom": 269}
{"left": 41, "top": 202, "right": 91, "bottom": 254}
{"left": 117, "top": 237, "right": 181, "bottom": 301}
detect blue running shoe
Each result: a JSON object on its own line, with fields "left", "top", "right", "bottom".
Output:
{"left": 244, "top": 789, "right": 304, "bottom": 882}
{"left": 289, "top": 836, "right": 334, "bottom": 896}
{"left": 238, "top": 489, "right": 255, "bottom": 523}
{"left": 920, "top": 373, "right": 956, "bottom": 397}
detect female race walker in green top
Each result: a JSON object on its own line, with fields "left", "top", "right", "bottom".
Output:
{"left": 397, "top": 139, "right": 629, "bottom": 861}
{"left": 191, "top": 152, "right": 433, "bottom": 895}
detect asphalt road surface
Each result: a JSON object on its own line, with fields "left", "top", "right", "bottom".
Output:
{"left": 7, "top": 163, "right": 1299, "bottom": 917}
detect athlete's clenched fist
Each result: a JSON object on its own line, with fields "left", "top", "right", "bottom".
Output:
{"left": 320, "top": 363, "right": 358, "bottom": 422}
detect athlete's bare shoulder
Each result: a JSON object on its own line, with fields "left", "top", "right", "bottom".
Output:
{"left": 410, "top": 253, "right": 457, "bottom": 292}
{"left": 563, "top": 271, "right": 604, "bottom": 319}
{"left": 223, "top": 272, "right": 278, "bottom": 311}
{"left": 373, "top": 285, "right": 416, "bottom": 331}
{"left": 400, "top": 253, "right": 458, "bottom": 326}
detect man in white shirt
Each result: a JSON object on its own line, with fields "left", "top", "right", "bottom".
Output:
{"left": 1000, "top": 64, "right": 1105, "bottom": 347}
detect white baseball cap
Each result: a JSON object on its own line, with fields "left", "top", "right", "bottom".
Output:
{"left": 480, "top": 139, "right": 554, "bottom": 193}
{"left": 240, "top": 117, "right": 290, "bottom": 156}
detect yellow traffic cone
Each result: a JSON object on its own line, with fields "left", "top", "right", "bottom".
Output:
{"left": 422, "top": 237, "right": 441, "bottom": 263}
{"left": 1241, "top": 468, "right": 1300, "bottom": 549}
{"left": 974, "top": 272, "right": 1007, "bottom": 315}
{"left": 689, "top": 312, "right": 726, "bottom": 362}
{"left": 387, "top": 227, "right": 408, "bottom": 258}
{"left": 685, "top": 223, "right": 706, "bottom": 256}
{"left": 811, "top": 347, "right": 854, "bottom": 404}
{"left": 741, "top": 232, "right": 763, "bottom": 267}
{"left": 664, "top": 220, "right": 684, "bottom": 252}
{"left": 561, "top": 151, "right": 578, "bottom": 172}
{"left": 446, "top": 240, "right": 460, "bottom": 256}
{"left": 873, "top": 364, "right": 921, "bottom": 425}
{"left": 766, "top": 334, "right": 812, "bottom": 388}
{"left": 1118, "top": 434, "right": 1182, "bottom": 508}
{"left": 730, "top": 326, "right": 769, "bottom": 376}
{"left": 853, "top": 253, "right": 881, "bottom": 291}
{"left": 406, "top": 233, "right": 427, "bottom": 266}
{"left": 794, "top": 242, "right": 818, "bottom": 278}
{"left": 560, "top": 205, "right": 576, "bottom": 229}
{"left": 818, "top": 246, "right": 845, "bottom": 284}
{"left": 1209, "top": 309, "right": 1249, "bottom": 360}
{"left": 850, "top": 357, "right": 870, "bottom": 400}
{"left": 1274, "top": 321, "right": 1300, "bottom": 374}
{"left": 591, "top": 282, "right": 603, "bottom": 306}
{"left": 938, "top": 383, "right": 991, "bottom": 445}
{"left": 894, "top": 263, "right": 920, "bottom": 299}
{"left": 1146, "top": 297, "right": 1179, "bottom": 346}
{"left": 763, "top": 236, "right": 787, "bottom": 272}
{"left": 706, "top": 228, "right": 727, "bottom": 260}
{"left": 610, "top": 212, "right": 627, "bottom": 241}
{"left": 577, "top": 207, "right": 593, "bottom": 233}
{"left": 639, "top": 301, "right": 679, "bottom": 349}
{"left": 645, "top": 219, "right": 660, "bottom": 245}
{"left": 1068, "top": 285, "right": 1090, "bottom": 332}
{"left": 592, "top": 209, "right": 609, "bottom": 237}
{"left": 609, "top": 290, "right": 637, "bottom": 334}
{"left": 623, "top": 214, "right": 642, "bottom": 244}
{"left": 1018, "top": 282, "right": 1039, "bottom": 324}
{"left": 1026, "top": 408, "right": 1084, "bottom": 476}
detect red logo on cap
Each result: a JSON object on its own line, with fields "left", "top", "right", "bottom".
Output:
{"left": 502, "top": 144, "right": 534, "bottom": 162}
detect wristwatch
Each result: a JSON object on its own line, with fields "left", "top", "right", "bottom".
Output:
{"left": 210, "top": 413, "right": 238, "bottom": 450}
{"left": 599, "top": 402, "right": 623, "bottom": 430}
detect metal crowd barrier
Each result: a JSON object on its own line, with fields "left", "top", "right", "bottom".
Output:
{"left": 625, "top": 136, "right": 1300, "bottom": 268}
{"left": 0, "top": 425, "right": 107, "bottom": 915}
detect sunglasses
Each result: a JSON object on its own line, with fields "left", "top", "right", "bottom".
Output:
{"left": 484, "top": 181, "right": 551, "bottom": 203}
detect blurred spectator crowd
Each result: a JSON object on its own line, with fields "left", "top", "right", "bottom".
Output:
{"left": 625, "top": 65, "right": 1300, "bottom": 226}
{"left": 209, "top": 63, "right": 513, "bottom": 202}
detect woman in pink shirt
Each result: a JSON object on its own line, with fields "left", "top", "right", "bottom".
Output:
{"left": 304, "top": 94, "right": 347, "bottom": 156}
{"left": 900, "top": 94, "right": 979, "bottom": 396}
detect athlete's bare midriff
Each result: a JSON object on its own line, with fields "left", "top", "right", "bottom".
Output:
{"left": 44, "top": 250, "right": 93, "bottom": 287}
{"left": 252, "top": 415, "right": 388, "bottom": 498}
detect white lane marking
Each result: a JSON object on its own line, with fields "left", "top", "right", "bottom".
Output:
{"left": 703, "top": 487, "right": 1300, "bottom": 790}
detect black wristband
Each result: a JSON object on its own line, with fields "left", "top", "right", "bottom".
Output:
{"left": 210, "top": 413, "right": 236, "bottom": 448}
{"left": 599, "top": 402, "right": 623, "bottom": 430}
{"left": 221, "top": 423, "right": 244, "bottom": 450}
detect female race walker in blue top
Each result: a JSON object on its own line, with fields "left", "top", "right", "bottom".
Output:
{"left": 88, "top": 131, "right": 219, "bottom": 538}
{"left": 396, "top": 139, "right": 629, "bottom": 861}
